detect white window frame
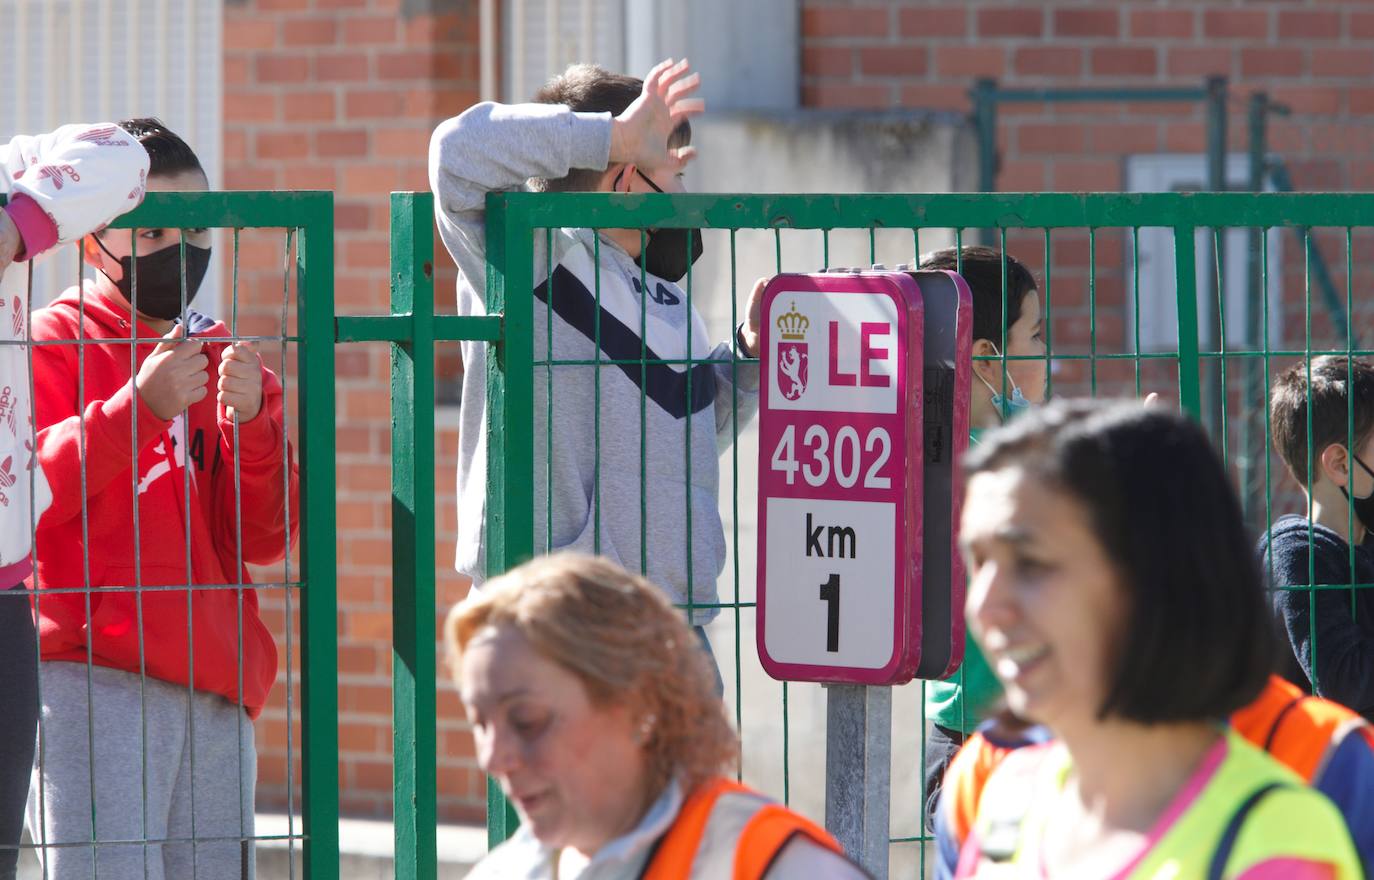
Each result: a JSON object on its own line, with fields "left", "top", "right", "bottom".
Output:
{"left": 501, "top": 0, "right": 625, "bottom": 103}
{"left": 1, "top": 0, "right": 224, "bottom": 316}
{"left": 495, "top": 0, "right": 797, "bottom": 109}
{"left": 1126, "top": 153, "right": 1283, "bottom": 352}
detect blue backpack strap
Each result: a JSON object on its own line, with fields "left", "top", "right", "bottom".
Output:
{"left": 1261, "top": 695, "right": 1307, "bottom": 752}
{"left": 1206, "top": 782, "right": 1288, "bottom": 880}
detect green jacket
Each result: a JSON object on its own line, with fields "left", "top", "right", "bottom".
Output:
{"left": 924, "top": 428, "right": 1004, "bottom": 734}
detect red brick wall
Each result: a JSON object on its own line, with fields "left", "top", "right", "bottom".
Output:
{"left": 222, "top": 0, "right": 483, "bottom": 822}
{"left": 214, "top": 0, "right": 1374, "bottom": 824}
{"left": 800, "top": 0, "right": 1374, "bottom": 222}
{"left": 802, "top": 0, "right": 1374, "bottom": 482}
{"left": 802, "top": 0, "right": 1374, "bottom": 197}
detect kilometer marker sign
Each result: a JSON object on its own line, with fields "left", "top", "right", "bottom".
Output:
{"left": 756, "top": 270, "right": 971, "bottom": 685}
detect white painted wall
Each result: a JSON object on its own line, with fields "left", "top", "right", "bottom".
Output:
{"left": 0, "top": 0, "right": 224, "bottom": 313}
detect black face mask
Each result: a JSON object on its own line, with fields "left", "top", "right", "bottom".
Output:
{"left": 1339, "top": 454, "right": 1374, "bottom": 533}
{"left": 96, "top": 236, "right": 211, "bottom": 321}
{"left": 616, "top": 168, "right": 703, "bottom": 283}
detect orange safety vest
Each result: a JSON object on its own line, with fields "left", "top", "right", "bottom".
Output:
{"left": 641, "top": 778, "right": 847, "bottom": 879}
{"left": 1231, "top": 673, "right": 1374, "bottom": 782}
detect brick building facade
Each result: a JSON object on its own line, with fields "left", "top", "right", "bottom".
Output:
{"left": 222, "top": 0, "right": 482, "bottom": 822}
{"left": 803, "top": 0, "right": 1374, "bottom": 490}
{"left": 802, "top": 0, "right": 1373, "bottom": 193}
{"left": 221, "top": 0, "right": 1374, "bottom": 823}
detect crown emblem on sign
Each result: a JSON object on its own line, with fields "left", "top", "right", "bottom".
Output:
{"left": 776, "top": 303, "right": 809, "bottom": 341}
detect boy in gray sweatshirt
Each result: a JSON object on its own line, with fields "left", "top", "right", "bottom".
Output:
{"left": 428, "top": 59, "right": 762, "bottom": 630}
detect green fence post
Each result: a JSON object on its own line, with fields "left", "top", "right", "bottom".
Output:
{"left": 972, "top": 78, "right": 999, "bottom": 247}
{"left": 482, "top": 192, "right": 534, "bottom": 846}
{"left": 1268, "top": 161, "right": 1350, "bottom": 342}
{"left": 390, "top": 192, "right": 439, "bottom": 880}
{"left": 1174, "top": 225, "right": 1204, "bottom": 420}
{"left": 1200, "top": 76, "right": 1229, "bottom": 438}
{"left": 299, "top": 192, "right": 341, "bottom": 879}
{"left": 1239, "top": 93, "right": 1270, "bottom": 527}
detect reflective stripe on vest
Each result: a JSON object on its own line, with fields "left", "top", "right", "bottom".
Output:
{"left": 640, "top": 778, "right": 845, "bottom": 880}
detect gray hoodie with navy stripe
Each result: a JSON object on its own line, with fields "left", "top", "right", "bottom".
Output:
{"left": 428, "top": 101, "right": 759, "bottom": 621}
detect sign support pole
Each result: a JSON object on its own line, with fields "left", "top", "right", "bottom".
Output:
{"left": 824, "top": 683, "right": 891, "bottom": 876}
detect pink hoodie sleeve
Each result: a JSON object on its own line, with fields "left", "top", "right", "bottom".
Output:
{"left": 3, "top": 194, "right": 57, "bottom": 260}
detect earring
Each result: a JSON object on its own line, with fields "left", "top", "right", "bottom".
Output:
{"left": 636, "top": 713, "right": 656, "bottom": 744}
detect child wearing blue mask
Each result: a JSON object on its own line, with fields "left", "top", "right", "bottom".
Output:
{"left": 915, "top": 245, "right": 1046, "bottom": 832}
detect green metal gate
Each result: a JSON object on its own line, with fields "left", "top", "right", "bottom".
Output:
{"left": 404, "top": 189, "right": 1374, "bottom": 877}
{"left": 2, "top": 189, "right": 338, "bottom": 877}
{"left": 118, "top": 190, "right": 342, "bottom": 878}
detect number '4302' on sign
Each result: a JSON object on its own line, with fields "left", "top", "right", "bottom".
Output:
{"left": 756, "top": 271, "right": 972, "bottom": 686}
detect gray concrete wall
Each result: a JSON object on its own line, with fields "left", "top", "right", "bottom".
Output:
{"left": 684, "top": 110, "right": 974, "bottom": 875}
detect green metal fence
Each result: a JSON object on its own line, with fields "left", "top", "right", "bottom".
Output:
{"left": 334, "top": 194, "right": 505, "bottom": 879}
{"left": 406, "top": 189, "right": 1374, "bottom": 877}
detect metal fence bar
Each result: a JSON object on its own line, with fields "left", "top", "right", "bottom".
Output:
{"left": 496, "top": 191, "right": 1374, "bottom": 231}
{"left": 1174, "top": 225, "right": 1203, "bottom": 420}
{"left": 991, "top": 85, "right": 1211, "bottom": 103}
{"left": 294, "top": 192, "right": 341, "bottom": 880}
{"left": 336, "top": 314, "right": 503, "bottom": 344}
{"left": 970, "top": 77, "right": 1221, "bottom": 201}
{"left": 337, "top": 192, "right": 522, "bottom": 872}
{"left": 1201, "top": 76, "right": 1229, "bottom": 438}
{"left": 481, "top": 191, "right": 535, "bottom": 845}
{"left": 389, "top": 192, "right": 439, "bottom": 880}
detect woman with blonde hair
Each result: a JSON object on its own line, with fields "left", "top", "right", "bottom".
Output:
{"left": 446, "top": 553, "right": 869, "bottom": 879}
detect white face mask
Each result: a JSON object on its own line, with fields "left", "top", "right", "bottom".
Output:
{"left": 977, "top": 344, "right": 1031, "bottom": 422}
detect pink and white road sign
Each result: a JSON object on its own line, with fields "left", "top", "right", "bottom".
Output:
{"left": 757, "top": 273, "right": 924, "bottom": 685}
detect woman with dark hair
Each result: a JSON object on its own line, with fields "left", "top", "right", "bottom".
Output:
{"left": 954, "top": 399, "right": 1360, "bottom": 878}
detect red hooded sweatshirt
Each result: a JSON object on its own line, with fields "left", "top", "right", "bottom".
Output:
{"left": 29, "top": 283, "right": 298, "bottom": 718}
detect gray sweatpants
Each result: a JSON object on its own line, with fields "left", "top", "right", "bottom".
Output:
{"left": 25, "top": 661, "right": 256, "bottom": 880}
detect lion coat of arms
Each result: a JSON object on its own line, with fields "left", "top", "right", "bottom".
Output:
{"left": 775, "top": 303, "right": 810, "bottom": 401}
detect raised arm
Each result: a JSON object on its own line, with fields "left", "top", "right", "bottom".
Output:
{"left": 427, "top": 101, "right": 613, "bottom": 292}
{"left": 1, "top": 123, "right": 149, "bottom": 263}
{"left": 427, "top": 58, "right": 706, "bottom": 297}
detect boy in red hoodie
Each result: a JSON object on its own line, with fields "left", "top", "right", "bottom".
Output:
{"left": 25, "top": 119, "right": 298, "bottom": 880}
